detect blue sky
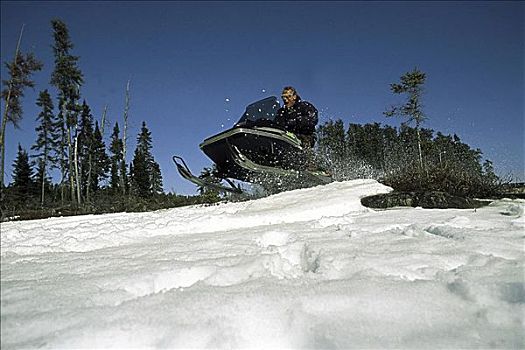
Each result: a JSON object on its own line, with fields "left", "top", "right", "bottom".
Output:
{"left": 1, "top": 1, "right": 523, "bottom": 195}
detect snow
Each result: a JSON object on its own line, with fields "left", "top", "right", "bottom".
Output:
{"left": 1, "top": 179, "right": 524, "bottom": 349}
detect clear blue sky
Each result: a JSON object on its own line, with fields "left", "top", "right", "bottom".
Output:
{"left": 1, "top": 1, "right": 523, "bottom": 195}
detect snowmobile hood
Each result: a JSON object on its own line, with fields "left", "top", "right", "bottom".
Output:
{"left": 200, "top": 96, "right": 304, "bottom": 150}
{"left": 199, "top": 126, "right": 302, "bottom": 150}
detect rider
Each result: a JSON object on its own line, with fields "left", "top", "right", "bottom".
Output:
{"left": 274, "top": 86, "right": 318, "bottom": 148}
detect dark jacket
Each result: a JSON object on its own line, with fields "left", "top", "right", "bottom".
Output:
{"left": 275, "top": 96, "right": 318, "bottom": 139}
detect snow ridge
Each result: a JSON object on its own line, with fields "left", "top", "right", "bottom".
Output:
{"left": 1, "top": 179, "right": 387, "bottom": 256}
{"left": 1, "top": 180, "right": 524, "bottom": 349}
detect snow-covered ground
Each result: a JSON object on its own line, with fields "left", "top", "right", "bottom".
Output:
{"left": 1, "top": 179, "right": 524, "bottom": 349}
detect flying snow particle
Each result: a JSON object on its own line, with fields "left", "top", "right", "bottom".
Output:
{"left": 262, "top": 89, "right": 266, "bottom": 93}
{"left": 225, "top": 98, "right": 230, "bottom": 102}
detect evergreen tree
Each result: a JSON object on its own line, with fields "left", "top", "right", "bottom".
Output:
{"left": 109, "top": 122, "right": 124, "bottom": 194}
{"left": 481, "top": 160, "right": 499, "bottom": 190}
{"left": 77, "top": 100, "right": 94, "bottom": 201}
{"left": 130, "top": 122, "right": 163, "bottom": 198}
{"left": 31, "top": 89, "right": 58, "bottom": 205}
{"left": 90, "top": 122, "right": 109, "bottom": 194}
{"left": 197, "top": 166, "right": 221, "bottom": 202}
{"left": 135, "top": 121, "right": 153, "bottom": 159}
{"left": 1, "top": 25, "right": 43, "bottom": 188}
{"left": 50, "top": 19, "right": 84, "bottom": 204}
{"left": 381, "top": 124, "right": 398, "bottom": 172}
{"left": 345, "top": 123, "right": 361, "bottom": 160}
{"left": 11, "top": 144, "right": 34, "bottom": 204}
{"left": 151, "top": 161, "right": 163, "bottom": 195}
{"left": 384, "top": 68, "right": 427, "bottom": 169}
{"left": 360, "top": 123, "right": 384, "bottom": 170}
{"left": 120, "top": 151, "right": 129, "bottom": 194}
{"left": 131, "top": 146, "right": 150, "bottom": 197}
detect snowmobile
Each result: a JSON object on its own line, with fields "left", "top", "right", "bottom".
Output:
{"left": 173, "top": 96, "right": 332, "bottom": 194}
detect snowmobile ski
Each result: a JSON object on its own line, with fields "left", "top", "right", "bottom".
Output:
{"left": 228, "top": 143, "right": 332, "bottom": 186}
{"left": 172, "top": 156, "right": 243, "bottom": 194}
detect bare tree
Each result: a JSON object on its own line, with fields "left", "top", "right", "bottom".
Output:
{"left": 101, "top": 104, "right": 108, "bottom": 136}
{"left": 74, "top": 133, "right": 81, "bottom": 204}
{"left": 120, "top": 80, "right": 131, "bottom": 194}
{"left": 50, "top": 19, "right": 84, "bottom": 205}
{"left": 1, "top": 25, "right": 43, "bottom": 188}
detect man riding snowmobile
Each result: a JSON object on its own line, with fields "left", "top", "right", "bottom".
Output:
{"left": 173, "top": 90, "right": 331, "bottom": 195}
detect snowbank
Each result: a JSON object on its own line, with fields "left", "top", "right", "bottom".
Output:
{"left": 1, "top": 180, "right": 524, "bottom": 349}
{"left": 1, "top": 179, "right": 389, "bottom": 256}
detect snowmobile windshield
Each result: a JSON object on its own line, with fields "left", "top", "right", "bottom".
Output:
{"left": 235, "top": 96, "right": 281, "bottom": 128}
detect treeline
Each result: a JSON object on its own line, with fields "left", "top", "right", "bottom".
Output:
{"left": 0, "top": 20, "right": 209, "bottom": 221}
{"left": 317, "top": 122, "right": 502, "bottom": 198}
{"left": 2, "top": 117, "right": 198, "bottom": 220}
{"left": 315, "top": 68, "right": 506, "bottom": 199}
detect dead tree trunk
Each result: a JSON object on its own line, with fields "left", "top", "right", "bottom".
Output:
{"left": 40, "top": 161, "right": 46, "bottom": 206}
{"left": 74, "top": 133, "right": 81, "bottom": 205}
{"left": 86, "top": 152, "right": 92, "bottom": 203}
{"left": 101, "top": 104, "right": 108, "bottom": 136}
{"left": 120, "top": 80, "right": 130, "bottom": 195}
{"left": 0, "top": 24, "right": 24, "bottom": 188}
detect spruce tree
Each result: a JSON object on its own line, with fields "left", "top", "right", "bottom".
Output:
{"left": 345, "top": 123, "right": 361, "bottom": 160}
{"left": 77, "top": 100, "right": 94, "bottom": 201}
{"left": 50, "top": 19, "right": 84, "bottom": 204}
{"left": 90, "top": 122, "right": 109, "bottom": 195}
{"left": 361, "top": 123, "right": 384, "bottom": 170}
{"left": 31, "top": 89, "right": 58, "bottom": 205}
{"left": 150, "top": 161, "right": 163, "bottom": 195}
{"left": 481, "top": 160, "right": 499, "bottom": 191}
{"left": 136, "top": 122, "right": 153, "bottom": 159}
{"left": 197, "top": 166, "right": 221, "bottom": 201}
{"left": 109, "top": 122, "right": 124, "bottom": 194}
{"left": 11, "top": 144, "right": 34, "bottom": 204}
{"left": 131, "top": 122, "right": 162, "bottom": 198}
{"left": 131, "top": 146, "right": 150, "bottom": 198}
{"left": 1, "top": 25, "right": 43, "bottom": 188}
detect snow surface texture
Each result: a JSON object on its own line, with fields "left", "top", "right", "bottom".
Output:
{"left": 1, "top": 179, "right": 524, "bottom": 349}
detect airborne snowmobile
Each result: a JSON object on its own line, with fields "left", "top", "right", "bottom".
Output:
{"left": 173, "top": 96, "right": 332, "bottom": 194}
